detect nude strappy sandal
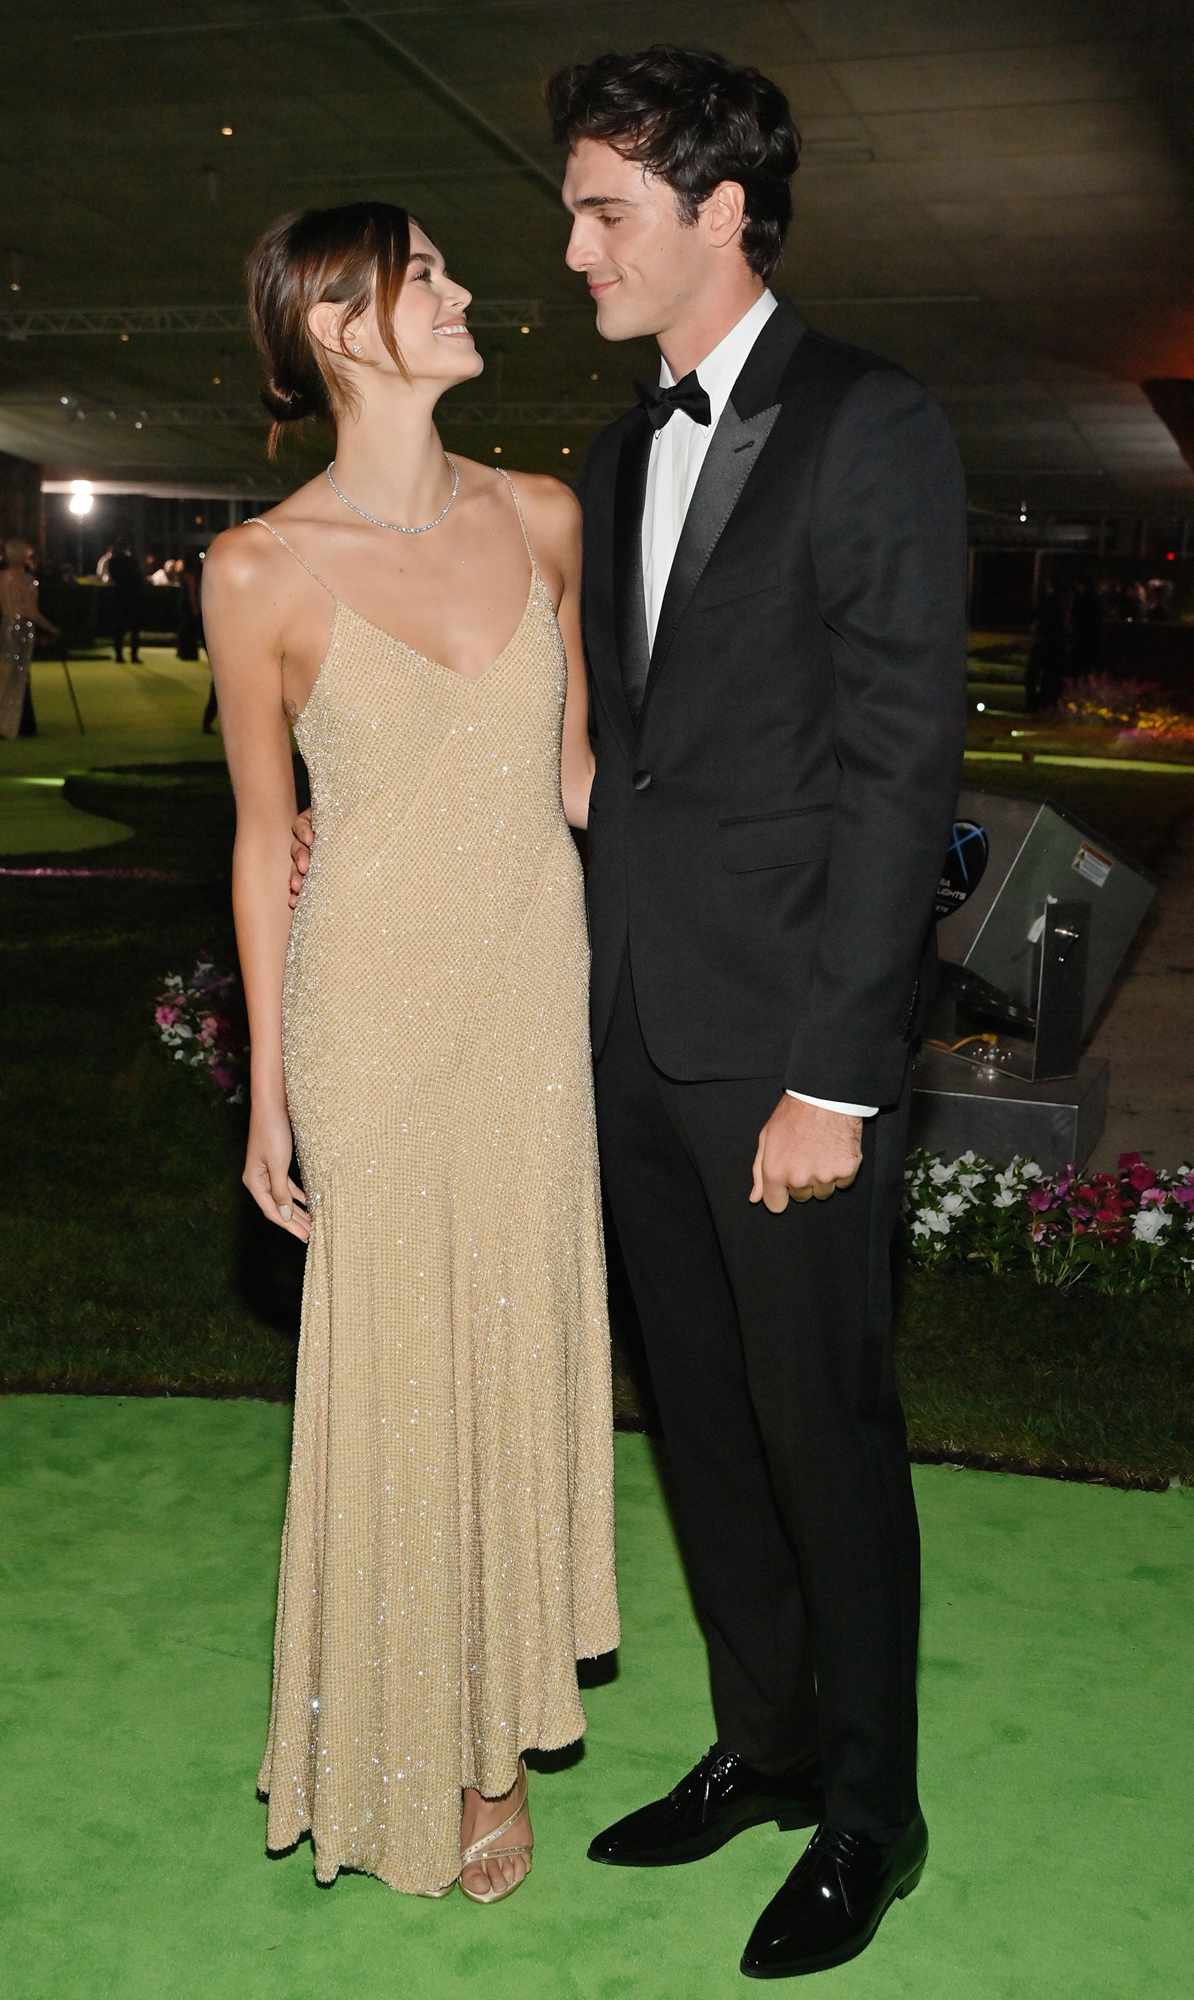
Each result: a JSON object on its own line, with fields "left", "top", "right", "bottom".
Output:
{"left": 459, "top": 1761, "right": 534, "bottom": 1905}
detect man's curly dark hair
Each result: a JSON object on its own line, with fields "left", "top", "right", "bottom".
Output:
{"left": 546, "top": 45, "right": 800, "bottom": 281}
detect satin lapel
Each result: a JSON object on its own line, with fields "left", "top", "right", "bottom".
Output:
{"left": 643, "top": 396, "right": 783, "bottom": 699}
{"left": 611, "top": 413, "right": 652, "bottom": 732}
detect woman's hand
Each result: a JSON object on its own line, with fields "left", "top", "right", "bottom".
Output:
{"left": 243, "top": 1101, "right": 311, "bottom": 1241}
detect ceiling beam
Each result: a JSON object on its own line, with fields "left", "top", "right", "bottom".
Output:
{"left": 12, "top": 400, "right": 628, "bottom": 429}
{"left": 0, "top": 300, "right": 543, "bottom": 339}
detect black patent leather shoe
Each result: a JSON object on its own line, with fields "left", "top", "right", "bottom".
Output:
{"left": 740, "top": 1813, "right": 927, "bottom": 1978}
{"left": 587, "top": 1746, "right": 822, "bottom": 1868}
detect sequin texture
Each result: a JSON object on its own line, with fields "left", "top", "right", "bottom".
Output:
{"left": 251, "top": 475, "right": 619, "bottom": 1895}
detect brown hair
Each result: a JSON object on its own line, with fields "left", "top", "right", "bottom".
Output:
{"left": 246, "top": 202, "right": 414, "bottom": 457}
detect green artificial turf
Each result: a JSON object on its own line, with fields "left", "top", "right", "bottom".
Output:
{"left": 2, "top": 1397, "right": 1191, "bottom": 2000}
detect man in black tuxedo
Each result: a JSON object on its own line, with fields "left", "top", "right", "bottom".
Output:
{"left": 547, "top": 48, "right": 967, "bottom": 1979}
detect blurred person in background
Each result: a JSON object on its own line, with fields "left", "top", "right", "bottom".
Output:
{"left": 0, "top": 536, "right": 59, "bottom": 738}
{"left": 177, "top": 547, "right": 205, "bottom": 661}
{"left": 108, "top": 535, "right": 143, "bottom": 662}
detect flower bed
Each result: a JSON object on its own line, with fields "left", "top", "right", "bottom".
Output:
{"left": 905, "top": 1149, "right": 1194, "bottom": 1296}
{"left": 1060, "top": 673, "right": 1194, "bottom": 747}
{"left": 154, "top": 958, "right": 247, "bottom": 1102}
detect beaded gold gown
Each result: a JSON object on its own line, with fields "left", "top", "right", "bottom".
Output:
{"left": 248, "top": 474, "right": 618, "bottom": 1896}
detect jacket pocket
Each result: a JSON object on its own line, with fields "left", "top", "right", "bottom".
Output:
{"left": 699, "top": 562, "right": 782, "bottom": 610}
{"left": 716, "top": 802, "right": 834, "bottom": 873}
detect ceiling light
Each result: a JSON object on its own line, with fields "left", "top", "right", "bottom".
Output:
{"left": 561, "top": 446, "right": 571, "bottom": 456}
{"left": 221, "top": 125, "right": 234, "bottom": 138}
{"left": 590, "top": 372, "right": 599, "bottom": 382}
{"left": 59, "top": 394, "right": 70, "bottom": 406}
{"left": 519, "top": 325, "right": 530, "bottom": 335}
{"left": 68, "top": 480, "right": 94, "bottom": 517}
{"left": 976, "top": 701, "right": 986, "bottom": 713}
{"left": 120, "top": 331, "right": 130, "bottom": 343}
{"left": 134, "top": 419, "right": 144, "bottom": 430}
{"left": 492, "top": 444, "right": 503, "bottom": 454}
{"left": 6, "top": 249, "right": 21, "bottom": 292}
{"left": 212, "top": 373, "right": 222, "bottom": 385}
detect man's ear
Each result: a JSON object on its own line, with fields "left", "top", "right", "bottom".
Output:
{"left": 704, "top": 179, "right": 747, "bottom": 251}
{"left": 307, "top": 300, "right": 355, "bottom": 357}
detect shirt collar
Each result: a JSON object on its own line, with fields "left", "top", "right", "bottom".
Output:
{"left": 658, "top": 289, "right": 778, "bottom": 427}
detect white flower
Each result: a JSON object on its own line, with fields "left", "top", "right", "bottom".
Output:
{"left": 992, "top": 1189, "right": 1017, "bottom": 1209}
{"left": 940, "top": 1192, "right": 968, "bottom": 1215}
{"left": 922, "top": 1208, "right": 953, "bottom": 1235}
{"left": 929, "top": 1162, "right": 957, "bottom": 1185}
{"left": 911, "top": 1218, "right": 931, "bottom": 1239}
{"left": 958, "top": 1150, "right": 978, "bottom": 1167}
{"left": 1132, "top": 1209, "right": 1171, "bottom": 1245}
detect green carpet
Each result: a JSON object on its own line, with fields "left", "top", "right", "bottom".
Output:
{"left": 3, "top": 1400, "right": 1191, "bottom": 1999}
{"left": 0, "top": 650, "right": 223, "bottom": 852}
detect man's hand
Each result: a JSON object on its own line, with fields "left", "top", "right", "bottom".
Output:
{"left": 289, "top": 808, "right": 314, "bottom": 909}
{"left": 750, "top": 1095, "right": 863, "bottom": 1213}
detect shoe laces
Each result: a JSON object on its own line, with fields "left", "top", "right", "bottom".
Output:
{"left": 671, "top": 1745, "right": 738, "bottom": 1805}
{"left": 809, "top": 1824, "right": 864, "bottom": 1870}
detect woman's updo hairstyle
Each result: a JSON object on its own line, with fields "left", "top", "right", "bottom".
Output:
{"left": 246, "top": 201, "right": 414, "bottom": 457}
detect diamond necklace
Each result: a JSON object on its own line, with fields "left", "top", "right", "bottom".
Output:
{"left": 325, "top": 454, "right": 460, "bottom": 534}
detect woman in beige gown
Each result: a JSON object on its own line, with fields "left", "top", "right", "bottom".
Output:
{"left": 203, "top": 202, "right": 618, "bottom": 1903}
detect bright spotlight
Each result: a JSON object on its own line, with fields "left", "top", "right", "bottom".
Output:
{"left": 68, "top": 478, "right": 94, "bottom": 517}
{"left": 976, "top": 701, "right": 986, "bottom": 714}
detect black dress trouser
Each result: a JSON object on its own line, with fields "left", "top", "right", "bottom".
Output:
{"left": 593, "top": 954, "right": 921, "bottom": 1842}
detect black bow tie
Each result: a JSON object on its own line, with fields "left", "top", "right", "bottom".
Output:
{"left": 635, "top": 370, "right": 712, "bottom": 432}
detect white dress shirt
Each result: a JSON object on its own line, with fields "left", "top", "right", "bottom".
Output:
{"left": 641, "top": 289, "right": 877, "bottom": 1121}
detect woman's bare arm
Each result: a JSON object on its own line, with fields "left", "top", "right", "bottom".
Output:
{"left": 203, "top": 527, "right": 310, "bottom": 1241}
{"left": 529, "top": 479, "right": 593, "bottom": 829}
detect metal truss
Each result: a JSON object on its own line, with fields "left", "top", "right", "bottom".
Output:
{"left": 0, "top": 301, "right": 544, "bottom": 339}
{"left": 36, "top": 399, "right": 626, "bottom": 429}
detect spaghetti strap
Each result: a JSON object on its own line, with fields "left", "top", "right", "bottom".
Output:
{"left": 495, "top": 469, "right": 537, "bottom": 572}
{"left": 244, "top": 517, "right": 336, "bottom": 600}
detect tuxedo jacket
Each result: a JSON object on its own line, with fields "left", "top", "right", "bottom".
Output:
{"left": 578, "top": 299, "right": 969, "bottom": 1109}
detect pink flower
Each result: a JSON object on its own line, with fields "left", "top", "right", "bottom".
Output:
{"left": 210, "top": 1062, "right": 237, "bottom": 1091}
{"left": 1171, "top": 1185, "right": 1194, "bottom": 1211}
{"left": 1139, "top": 1186, "right": 1168, "bottom": 1208}
{"left": 1125, "top": 1162, "right": 1156, "bottom": 1194}
{"left": 1027, "top": 1188, "right": 1055, "bottom": 1213}
{"left": 155, "top": 1003, "right": 182, "bottom": 1029}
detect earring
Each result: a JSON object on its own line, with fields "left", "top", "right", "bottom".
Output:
{"left": 349, "top": 340, "right": 362, "bottom": 356}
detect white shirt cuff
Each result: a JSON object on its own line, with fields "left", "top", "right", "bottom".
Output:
{"left": 786, "top": 1090, "right": 878, "bottom": 1118}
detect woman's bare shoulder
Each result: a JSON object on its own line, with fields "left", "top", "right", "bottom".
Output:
{"left": 204, "top": 475, "right": 330, "bottom": 590}
{"left": 504, "top": 467, "right": 580, "bottom": 516}
{"left": 502, "top": 469, "right": 581, "bottom": 563}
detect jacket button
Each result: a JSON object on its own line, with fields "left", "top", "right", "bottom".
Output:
{"left": 633, "top": 769, "right": 653, "bottom": 792}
